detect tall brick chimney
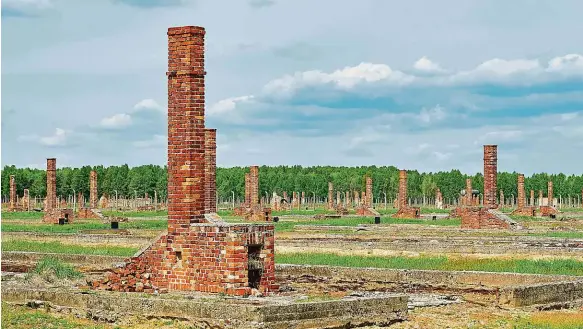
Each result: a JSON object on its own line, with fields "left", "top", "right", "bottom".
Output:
{"left": 530, "top": 189, "right": 535, "bottom": 206}
{"left": 465, "top": 179, "right": 473, "bottom": 206}
{"left": 548, "top": 181, "right": 554, "bottom": 207}
{"left": 9, "top": 175, "right": 16, "bottom": 211}
{"left": 398, "top": 170, "right": 408, "bottom": 209}
{"left": 167, "top": 26, "right": 207, "bottom": 231}
{"left": 46, "top": 158, "right": 57, "bottom": 211}
{"left": 90, "top": 170, "right": 98, "bottom": 209}
{"left": 483, "top": 145, "right": 497, "bottom": 209}
{"left": 205, "top": 129, "right": 217, "bottom": 213}
{"left": 23, "top": 189, "right": 29, "bottom": 211}
{"left": 517, "top": 174, "right": 525, "bottom": 209}
{"left": 328, "top": 182, "right": 334, "bottom": 210}
{"left": 244, "top": 173, "right": 251, "bottom": 206}
{"left": 249, "top": 166, "right": 259, "bottom": 207}
{"left": 500, "top": 190, "right": 505, "bottom": 207}
{"left": 365, "top": 176, "right": 373, "bottom": 208}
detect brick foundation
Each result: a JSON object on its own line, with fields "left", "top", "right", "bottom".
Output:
{"left": 539, "top": 206, "right": 558, "bottom": 217}
{"left": 77, "top": 208, "right": 101, "bottom": 219}
{"left": 460, "top": 207, "right": 520, "bottom": 230}
{"left": 392, "top": 170, "right": 420, "bottom": 219}
{"left": 92, "top": 26, "right": 277, "bottom": 296}
{"left": 43, "top": 208, "right": 74, "bottom": 224}
{"left": 483, "top": 145, "right": 497, "bottom": 209}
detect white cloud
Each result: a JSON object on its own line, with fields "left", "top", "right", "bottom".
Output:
{"left": 3, "top": 0, "right": 51, "bottom": 9}
{"left": 413, "top": 56, "right": 445, "bottom": 72}
{"left": 99, "top": 113, "right": 132, "bottom": 129}
{"left": 561, "top": 112, "right": 579, "bottom": 121}
{"left": 133, "top": 134, "right": 167, "bottom": 148}
{"left": 133, "top": 99, "right": 163, "bottom": 112}
{"left": 432, "top": 151, "right": 451, "bottom": 161}
{"left": 475, "top": 130, "right": 523, "bottom": 145}
{"left": 26, "top": 128, "right": 68, "bottom": 146}
{"left": 263, "top": 62, "right": 414, "bottom": 97}
{"left": 547, "top": 54, "right": 583, "bottom": 73}
{"left": 417, "top": 105, "right": 446, "bottom": 124}
{"left": 208, "top": 95, "right": 255, "bottom": 116}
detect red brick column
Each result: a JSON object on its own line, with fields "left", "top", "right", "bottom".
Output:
{"left": 483, "top": 145, "right": 498, "bottom": 209}
{"left": 465, "top": 179, "right": 473, "bottom": 206}
{"left": 365, "top": 176, "right": 373, "bottom": 208}
{"left": 328, "top": 182, "right": 334, "bottom": 210}
{"left": 9, "top": 175, "right": 16, "bottom": 211}
{"left": 46, "top": 158, "right": 57, "bottom": 211}
{"left": 530, "top": 190, "right": 535, "bottom": 207}
{"left": 90, "top": 170, "right": 98, "bottom": 209}
{"left": 204, "top": 129, "right": 217, "bottom": 213}
{"left": 517, "top": 174, "right": 525, "bottom": 209}
{"left": 23, "top": 189, "right": 29, "bottom": 211}
{"left": 244, "top": 173, "right": 250, "bottom": 206}
{"left": 249, "top": 166, "right": 259, "bottom": 207}
{"left": 539, "top": 190, "right": 543, "bottom": 206}
{"left": 398, "top": 170, "right": 408, "bottom": 209}
{"left": 500, "top": 190, "right": 505, "bottom": 207}
{"left": 548, "top": 181, "right": 553, "bottom": 206}
{"left": 167, "top": 26, "right": 207, "bottom": 230}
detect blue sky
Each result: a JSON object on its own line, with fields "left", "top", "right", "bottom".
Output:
{"left": 2, "top": 0, "right": 583, "bottom": 175}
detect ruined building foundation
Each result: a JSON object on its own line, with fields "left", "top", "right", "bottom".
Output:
{"left": 92, "top": 26, "right": 277, "bottom": 296}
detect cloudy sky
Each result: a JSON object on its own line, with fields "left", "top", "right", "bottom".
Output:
{"left": 2, "top": 0, "right": 583, "bottom": 175}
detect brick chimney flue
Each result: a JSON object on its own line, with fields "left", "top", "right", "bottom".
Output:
{"left": 46, "top": 158, "right": 57, "bottom": 211}
{"left": 483, "top": 145, "right": 498, "bottom": 209}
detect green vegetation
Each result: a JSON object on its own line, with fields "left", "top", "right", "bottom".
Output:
{"left": 1, "top": 302, "right": 115, "bottom": 329}
{"left": 1, "top": 219, "right": 167, "bottom": 233}
{"left": 1, "top": 211, "right": 44, "bottom": 220}
{"left": 2, "top": 240, "right": 137, "bottom": 257}
{"left": 28, "top": 256, "right": 82, "bottom": 279}
{"left": 511, "top": 311, "right": 583, "bottom": 329}
{"left": 101, "top": 210, "right": 167, "bottom": 218}
{"left": 276, "top": 252, "right": 583, "bottom": 276}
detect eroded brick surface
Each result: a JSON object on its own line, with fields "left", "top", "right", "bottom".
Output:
{"left": 90, "top": 170, "right": 98, "bottom": 209}
{"left": 511, "top": 174, "right": 535, "bottom": 217}
{"left": 46, "top": 158, "right": 57, "bottom": 211}
{"left": 43, "top": 208, "right": 74, "bottom": 224}
{"left": 460, "top": 207, "right": 513, "bottom": 229}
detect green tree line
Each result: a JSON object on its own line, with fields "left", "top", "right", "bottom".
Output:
{"left": 2, "top": 165, "right": 583, "bottom": 202}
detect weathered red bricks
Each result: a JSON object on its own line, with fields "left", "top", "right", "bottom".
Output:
{"left": 483, "top": 145, "right": 497, "bottom": 209}
{"left": 45, "top": 158, "right": 57, "bottom": 211}
{"left": 392, "top": 170, "right": 420, "bottom": 218}
{"left": 90, "top": 170, "right": 98, "bottom": 209}
{"left": 511, "top": 174, "right": 535, "bottom": 216}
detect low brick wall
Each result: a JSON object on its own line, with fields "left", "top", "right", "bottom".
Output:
{"left": 498, "top": 280, "right": 583, "bottom": 308}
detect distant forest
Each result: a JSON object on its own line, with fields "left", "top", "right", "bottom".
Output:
{"left": 2, "top": 165, "right": 583, "bottom": 202}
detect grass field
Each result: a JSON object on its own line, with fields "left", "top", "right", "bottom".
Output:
{"left": 1, "top": 302, "right": 115, "bottom": 329}
{"left": 1, "top": 211, "right": 44, "bottom": 220}
{"left": 1, "top": 240, "right": 137, "bottom": 257}
{"left": 1, "top": 219, "right": 167, "bottom": 233}
{"left": 276, "top": 252, "right": 583, "bottom": 276}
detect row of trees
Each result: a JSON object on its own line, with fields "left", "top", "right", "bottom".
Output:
{"left": 2, "top": 165, "right": 583, "bottom": 202}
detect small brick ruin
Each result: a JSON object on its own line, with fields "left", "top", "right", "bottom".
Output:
{"left": 42, "top": 158, "right": 74, "bottom": 224}
{"left": 458, "top": 145, "right": 520, "bottom": 230}
{"left": 325, "top": 182, "right": 348, "bottom": 215}
{"left": 356, "top": 175, "right": 380, "bottom": 216}
{"left": 92, "top": 26, "right": 277, "bottom": 297}
{"left": 392, "top": 170, "right": 420, "bottom": 218}
{"left": 98, "top": 194, "right": 108, "bottom": 208}
{"left": 77, "top": 170, "right": 101, "bottom": 219}
{"left": 511, "top": 174, "right": 536, "bottom": 216}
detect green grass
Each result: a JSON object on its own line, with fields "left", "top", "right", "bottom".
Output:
{"left": 276, "top": 252, "right": 583, "bottom": 276}
{"left": 1, "top": 302, "right": 115, "bottom": 329}
{"left": 2, "top": 240, "right": 137, "bottom": 257}
{"left": 1, "top": 211, "right": 44, "bottom": 220}
{"left": 29, "top": 256, "right": 82, "bottom": 279}
{"left": 101, "top": 210, "right": 167, "bottom": 217}
{"left": 1, "top": 219, "right": 167, "bottom": 233}
{"left": 511, "top": 311, "right": 583, "bottom": 329}
{"left": 528, "top": 231, "right": 583, "bottom": 239}
{"left": 273, "top": 216, "right": 460, "bottom": 232}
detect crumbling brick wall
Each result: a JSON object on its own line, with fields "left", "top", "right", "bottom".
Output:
{"left": 483, "top": 145, "right": 498, "bottom": 209}
{"left": 392, "top": 170, "right": 420, "bottom": 218}
{"left": 460, "top": 207, "right": 513, "bottom": 229}
{"left": 46, "top": 158, "right": 57, "bottom": 211}
{"left": 43, "top": 208, "right": 74, "bottom": 224}
{"left": 90, "top": 170, "right": 98, "bottom": 209}
{"left": 99, "top": 195, "right": 108, "bottom": 209}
